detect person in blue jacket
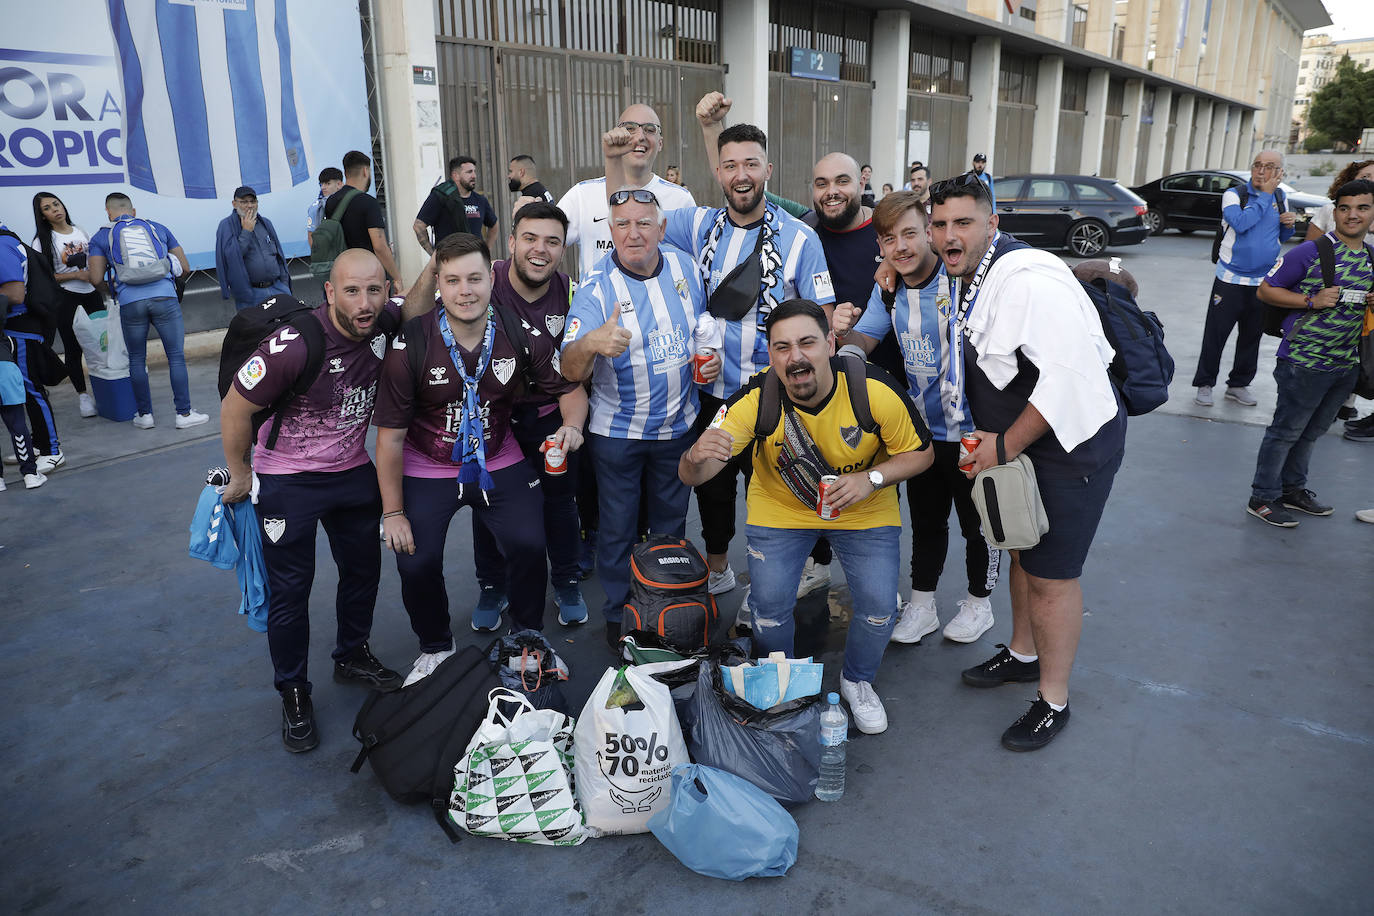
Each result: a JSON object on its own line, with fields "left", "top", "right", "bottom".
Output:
{"left": 214, "top": 185, "right": 292, "bottom": 311}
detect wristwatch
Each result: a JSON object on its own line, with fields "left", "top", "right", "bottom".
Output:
{"left": 868, "top": 469, "right": 885, "bottom": 489}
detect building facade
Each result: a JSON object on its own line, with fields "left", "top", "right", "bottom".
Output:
{"left": 1291, "top": 32, "right": 1374, "bottom": 149}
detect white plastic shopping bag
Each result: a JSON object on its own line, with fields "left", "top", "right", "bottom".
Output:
{"left": 71, "top": 301, "right": 128, "bottom": 374}
{"left": 574, "top": 665, "right": 689, "bottom": 836}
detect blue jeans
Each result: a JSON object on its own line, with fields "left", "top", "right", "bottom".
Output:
{"left": 745, "top": 524, "right": 901, "bottom": 684}
{"left": 587, "top": 433, "right": 692, "bottom": 622}
{"left": 1250, "top": 360, "right": 1359, "bottom": 502}
{"left": 120, "top": 296, "right": 190, "bottom": 415}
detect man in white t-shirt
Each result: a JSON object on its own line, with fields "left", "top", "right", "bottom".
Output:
{"left": 556, "top": 104, "right": 695, "bottom": 280}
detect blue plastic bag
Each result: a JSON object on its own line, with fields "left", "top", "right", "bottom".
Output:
{"left": 647, "top": 764, "right": 799, "bottom": 880}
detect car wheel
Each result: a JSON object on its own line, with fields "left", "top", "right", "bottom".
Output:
{"left": 1144, "top": 209, "right": 1164, "bottom": 234}
{"left": 1067, "top": 220, "right": 1108, "bottom": 257}
{"left": 1178, "top": 228, "right": 1196, "bottom": 235}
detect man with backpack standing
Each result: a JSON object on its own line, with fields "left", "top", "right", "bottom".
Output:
{"left": 413, "top": 156, "right": 498, "bottom": 255}
{"left": 86, "top": 193, "right": 208, "bottom": 431}
{"left": 1247, "top": 179, "right": 1374, "bottom": 527}
{"left": 929, "top": 176, "right": 1126, "bottom": 751}
{"left": 679, "top": 299, "right": 932, "bottom": 735}
{"left": 374, "top": 233, "right": 586, "bottom": 685}
{"left": 316, "top": 151, "right": 403, "bottom": 293}
{"left": 1192, "top": 150, "right": 1296, "bottom": 409}
{"left": 218, "top": 249, "right": 431, "bottom": 753}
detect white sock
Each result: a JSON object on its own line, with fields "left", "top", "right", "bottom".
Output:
{"left": 909, "top": 589, "right": 935, "bottom": 607}
{"left": 1009, "top": 647, "right": 1038, "bottom": 663}
{"left": 1046, "top": 697, "right": 1067, "bottom": 712}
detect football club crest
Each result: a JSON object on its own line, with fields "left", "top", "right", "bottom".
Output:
{"left": 492, "top": 357, "right": 516, "bottom": 386}
{"left": 370, "top": 335, "right": 386, "bottom": 359}
{"left": 545, "top": 314, "right": 565, "bottom": 337}
{"left": 263, "top": 518, "right": 286, "bottom": 543}
{"left": 840, "top": 425, "right": 862, "bottom": 448}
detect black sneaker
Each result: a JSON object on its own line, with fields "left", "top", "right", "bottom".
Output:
{"left": 333, "top": 643, "right": 403, "bottom": 691}
{"left": 281, "top": 686, "right": 319, "bottom": 753}
{"left": 1281, "top": 488, "right": 1333, "bottom": 517}
{"left": 1345, "top": 412, "right": 1374, "bottom": 432}
{"left": 1246, "top": 498, "right": 1299, "bottom": 528}
{"left": 962, "top": 644, "right": 1041, "bottom": 688}
{"left": 1001, "top": 692, "right": 1070, "bottom": 751}
{"left": 1336, "top": 404, "right": 1357, "bottom": 421}
{"left": 605, "top": 624, "right": 623, "bottom": 656}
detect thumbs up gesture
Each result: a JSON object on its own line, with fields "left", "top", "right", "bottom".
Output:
{"left": 593, "top": 311, "right": 633, "bottom": 358}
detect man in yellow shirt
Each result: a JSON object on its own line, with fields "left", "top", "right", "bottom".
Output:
{"left": 679, "top": 299, "right": 932, "bottom": 733}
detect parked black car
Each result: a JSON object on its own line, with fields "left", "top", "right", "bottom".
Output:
{"left": 1130, "top": 170, "right": 1325, "bottom": 236}
{"left": 993, "top": 174, "right": 1150, "bottom": 257}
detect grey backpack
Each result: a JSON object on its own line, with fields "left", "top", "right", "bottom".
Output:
{"left": 110, "top": 218, "right": 172, "bottom": 285}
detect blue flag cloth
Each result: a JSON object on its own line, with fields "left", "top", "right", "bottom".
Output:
{"left": 438, "top": 308, "right": 495, "bottom": 491}
{"left": 189, "top": 485, "right": 269, "bottom": 633}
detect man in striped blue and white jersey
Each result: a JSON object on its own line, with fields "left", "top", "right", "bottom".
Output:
{"left": 833, "top": 191, "right": 1002, "bottom": 648}
{"left": 606, "top": 92, "right": 835, "bottom": 594}
{"left": 560, "top": 189, "right": 718, "bottom": 651}
{"left": 106, "top": 0, "right": 311, "bottom": 199}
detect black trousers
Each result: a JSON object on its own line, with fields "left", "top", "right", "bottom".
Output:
{"left": 56, "top": 287, "right": 103, "bottom": 394}
{"left": 906, "top": 440, "right": 999, "bottom": 597}
{"left": 1191, "top": 278, "right": 1263, "bottom": 389}
{"left": 256, "top": 464, "right": 382, "bottom": 693}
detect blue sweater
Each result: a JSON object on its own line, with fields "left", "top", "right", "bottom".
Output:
{"left": 1215, "top": 182, "right": 1294, "bottom": 281}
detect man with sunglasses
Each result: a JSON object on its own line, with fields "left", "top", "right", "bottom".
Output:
{"left": 560, "top": 188, "right": 718, "bottom": 652}
{"left": 1191, "top": 149, "right": 1296, "bottom": 409}
{"left": 926, "top": 173, "right": 1125, "bottom": 751}
{"left": 605, "top": 91, "right": 835, "bottom": 598}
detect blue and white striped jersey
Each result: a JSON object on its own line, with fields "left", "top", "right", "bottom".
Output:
{"left": 663, "top": 203, "right": 834, "bottom": 399}
{"left": 564, "top": 245, "right": 704, "bottom": 440}
{"left": 106, "top": 0, "right": 311, "bottom": 199}
{"left": 853, "top": 266, "right": 971, "bottom": 442}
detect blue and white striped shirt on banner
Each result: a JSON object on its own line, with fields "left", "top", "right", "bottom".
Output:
{"left": 663, "top": 204, "right": 834, "bottom": 400}
{"left": 106, "top": 0, "right": 311, "bottom": 199}
{"left": 565, "top": 246, "right": 704, "bottom": 440}
{"left": 854, "top": 268, "right": 972, "bottom": 442}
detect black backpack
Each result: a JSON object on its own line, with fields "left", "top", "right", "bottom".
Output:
{"left": 1079, "top": 275, "right": 1175, "bottom": 416}
{"left": 751, "top": 354, "right": 878, "bottom": 456}
{"left": 1263, "top": 234, "right": 1373, "bottom": 338}
{"left": 620, "top": 535, "right": 721, "bottom": 651}
{"left": 0, "top": 228, "right": 60, "bottom": 333}
{"left": 217, "top": 294, "right": 398, "bottom": 449}
{"left": 349, "top": 646, "right": 502, "bottom": 840}
{"left": 1212, "top": 185, "right": 1286, "bottom": 264}
{"left": 309, "top": 186, "right": 361, "bottom": 280}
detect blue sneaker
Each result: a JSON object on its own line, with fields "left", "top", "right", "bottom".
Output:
{"left": 578, "top": 530, "right": 597, "bottom": 580}
{"left": 471, "top": 586, "right": 508, "bottom": 632}
{"left": 556, "top": 584, "right": 589, "bottom": 626}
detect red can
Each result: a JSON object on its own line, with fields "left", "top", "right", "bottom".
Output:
{"left": 693, "top": 348, "right": 715, "bottom": 384}
{"left": 958, "top": 434, "right": 981, "bottom": 471}
{"left": 541, "top": 435, "right": 567, "bottom": 476}
{"left": 818, "top": 475, "right": 840, "bottom": 520}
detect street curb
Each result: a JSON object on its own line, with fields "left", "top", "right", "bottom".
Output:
{"left": 142, "top": 328, "right": 227, "bottom": 369}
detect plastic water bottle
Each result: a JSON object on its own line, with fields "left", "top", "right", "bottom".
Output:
{"left": 815, "top": 692, "right": 848, "bottom": 801}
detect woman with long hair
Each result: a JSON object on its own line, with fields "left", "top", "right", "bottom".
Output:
{"left": 32, "top": 191, "right": 104, "bottom": 418}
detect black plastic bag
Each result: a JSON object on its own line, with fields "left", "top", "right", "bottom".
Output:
{"left": 485, "top": 630, "right": 571, "bottom": 714}
{"left": 682, "top": 654, "right": 822, "bottom": 805}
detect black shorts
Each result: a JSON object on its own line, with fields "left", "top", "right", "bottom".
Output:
{"left": 1017, "top": 447, "right": 1123, "bottom": 580}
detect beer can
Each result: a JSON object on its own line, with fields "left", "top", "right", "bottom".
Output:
{"left": 693, "top": 348, "right": 715, "bottom": 384}
{"left": 958, "top": 434, "right": 981, "bottom": 471}
{"left": 542, "top": 435, "right": 567, "bottom": 476}
{"left": 818, "top": 475, "right": 840, "bottom": 520}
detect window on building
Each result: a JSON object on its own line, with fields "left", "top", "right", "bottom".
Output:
{"left": 1298, "top": 76, "right": 1305, "bottom": 85}
{"left": 1071, "top": 5, "right": 1088, "bottom": 48}
{"left": 1300, "top": 60, "right": 1309, "bottom": 68}
{"left": 908, "top": 29, "right": 972, "bottom": 96}
{"left": 768, "top": 0, "right": 873, "bottom": 81}
{"left": 1020, "top": 7, "right": 1037, "bottom": 20}
{"left": 1060, "top": 69, "right": 1088, "bottom": 111}
{"left": 998, "top": 51, "right": 1037, "bottom": 105}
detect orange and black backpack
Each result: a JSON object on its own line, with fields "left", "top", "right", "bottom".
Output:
{"left": 621, "top": 536, "right": 720, "bottom": 651}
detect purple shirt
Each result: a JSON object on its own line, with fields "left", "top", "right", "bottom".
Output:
{"left": 232, "top": 300, "right": 401, "bottom": 474}
{"left": 492, "top": 259, "right": 573, "bottom": 416}
{"left": 372, "top": 306, "right": 576, "bottom": 478}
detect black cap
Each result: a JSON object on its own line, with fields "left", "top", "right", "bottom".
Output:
{"left": 233, "top": 185, "right": 258, "bottom": 200}
{"left": 972, "top": 153, "right": 987, "bottom": 162}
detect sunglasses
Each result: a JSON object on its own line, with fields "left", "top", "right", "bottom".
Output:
{"left": 609, "top": 189, "right": 660, "bottom": 207}
{"left": 616, "top": 120, "right": 662, "bottom": 135}
{"left": 928, "top": 171, "right": 992, "bottom": 205}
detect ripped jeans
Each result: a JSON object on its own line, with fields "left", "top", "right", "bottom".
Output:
{"left": 744, "top": 524, "right": 901, "bottom": 684}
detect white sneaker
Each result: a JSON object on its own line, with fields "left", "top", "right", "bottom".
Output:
{"left": 1225, "top": 386, "right": 1258, "bottom": 406}
{"left": 891, "top": 596, "right": 939, "bottom": 644}
{"left": 1194, "top": 386, "right": 1213, "bottom": 407}
{"left": 943, "top": 597, "right": 994, "bottom": 643}
{"left": 132, "top": 413, "right": 155, "bottom": 430}
{"left": 796, "top": 558, "right": 831, "bottom": 598}
{"left": 402, "top": 647, "right": 456, "bottom": 688}
{"left": 24, "top": 472, "right": 47, "bottom": 489}
{"left": 1356, "top": 508, "right": 1374, "bottom": 524}
{"left": 840, "top": 677, "right": 888, "bottom": 734}
{"left": 36, "top": 452, "right": 64, "bottom": 474}
{"left": 175, "top": 409, "right": 210, "bottom": 429}
{"left": 734, "top": 582, "right": 752, "bottom": 629}
{"left": 79, "top": 393, "right": 97, "bottom": 417}
{"left": 0, "top": 476, "right": 6, "bottom": 491}
{"left": 708, "top": 565, "right": 737, "bottom": 595}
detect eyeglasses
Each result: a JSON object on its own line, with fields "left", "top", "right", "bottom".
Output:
{"left": 1250, "top": 161, "right": 1281, "bottom": 173}
{"left": 928, "top": 171, "right": 992, "bottom": 205}
{"left": 616, "top": 121, "right": 662, "bottom": 136}
{"left": 609, "top": 189, "right": 660, "bottom": 207}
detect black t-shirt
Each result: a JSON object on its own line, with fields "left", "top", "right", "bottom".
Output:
{"left": 521, "top": 181, "right": 555, "bottom": 204}
{"left": 816, "top": 218, "right": 904, "bottom": 380}
{"left": 324, "top": 187, "right": 385, "bottom": 253}
{"left": 418, "top": 188, "right": 497, "bottom": 242}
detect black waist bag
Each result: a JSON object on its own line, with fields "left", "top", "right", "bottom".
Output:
{"left": 621, "top": 535, "right": 721, "bottom": 651}
{"left": 350, "top": 646, "right": 501, "bottom": 818}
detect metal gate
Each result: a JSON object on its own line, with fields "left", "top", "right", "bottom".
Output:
{"left": 906, "top": 93, "right": 970, "bottom": 185}
{"left": 768, "top": 75, "right": 873, "bottom": 206}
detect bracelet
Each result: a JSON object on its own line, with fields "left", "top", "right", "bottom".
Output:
{"left": 382, "top": 510, "right": 405, "bottom": 519}
{"left": 1305, "top": 294, "right": 1314, "bottom": 310}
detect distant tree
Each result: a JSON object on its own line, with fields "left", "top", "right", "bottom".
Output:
{"left": 1303, "top": 132, "right": 1333, "bottom": 153}
{"left": 1306, "top": 56, "right": 1374, "bottom": 148}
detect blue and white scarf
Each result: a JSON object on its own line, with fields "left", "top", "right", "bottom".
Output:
{"left": 438, "top": 308, "right": 495, "bottom": 492}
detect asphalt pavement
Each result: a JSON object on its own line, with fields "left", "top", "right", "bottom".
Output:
{"left": 2, "top": 231, "right": 1371, "bottom": 915}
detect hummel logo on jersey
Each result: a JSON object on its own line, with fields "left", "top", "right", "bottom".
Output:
{"left": 619, "top": 300, "right": 634, "bottom": 314}
{"left": 328, "top": 357, "right": 344, "bottom": 374}
{"left": 391, "top": 335, "right": 407, "bottom": 350}
{"left": 263, "top": 518, "right": 286, "bottom": 543}
{"left": 267, "top": 328, "right": 299, "bottom": 355}
{"left": 429, "top": 366, "right": 448, "bottom": 386}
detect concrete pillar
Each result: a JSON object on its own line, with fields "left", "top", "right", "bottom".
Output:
{"left": 1152, "top": 0, "right": 1184, "bottom": 79}
{"left": 1031, "top": 56, "right": 1065, "bottom": 172}
{"left": 1037, "top": 0, "right": 1073, "bottom": 45}
{"left": 1170, "top": 93, "right": 1196, "bottom": 171}
{"left": 1080, "top": 68, "right": 1111, "bottom": 175}
{"left": 1146, "top": 87, "right": 1173, "bottom": 180}
{"left": 1115, "top": 79, "right": 1144, "bottom": 183}
{"left": 968, "top": 36, "right": 1001, "bottom": 170}
{"left": 869, "top": 10, "right": 912, "bottom": 192}
{"left": 1220, "top": 106, "right": 1241, "bottom": 167}
{"left": 1240, "top": 2, "right": 1273, "bottom": 107}
{"left": 1122, "top": 0, "right": 1152, "bottom": 69}
{"left": 1177, "top": 0, "right": 1210, "bottom": 84}
{"left": 1199, "top": 0, "right": 1231, "bottom": 92}
{"left": 1208, "top": 101, "right": 1228, "bottom": 166}
{"left": 1235, "top": 109, "right": 1256, "bottom": 168}
{"left": 1084, "top": 0, "right": 1115, "bottom": 57}
{"left": 1193, "top": 98, "right": 1214, "bottom": 165}
{"left": 720, "top": 0, "right": 769, "bottom": 130}
{"left": 375, "top": 0, "right": 445, "bottom": 281}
